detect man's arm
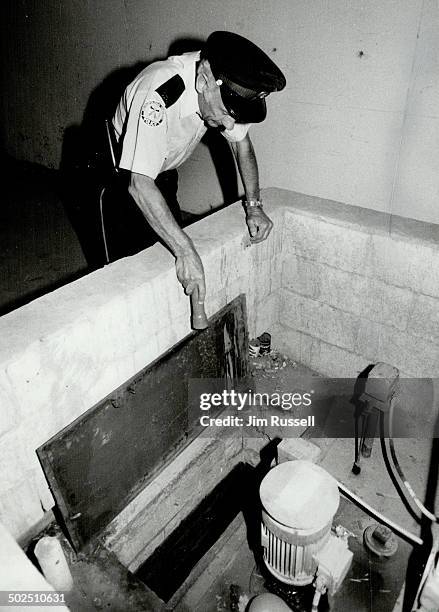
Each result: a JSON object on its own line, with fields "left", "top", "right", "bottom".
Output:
{"left": 230, "top": 133, "right": 273, "bottom": 243}
{"left": 128, "top": 172, "right": 205, "bottom": 299}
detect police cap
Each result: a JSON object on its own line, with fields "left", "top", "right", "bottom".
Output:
{"left": 205, "top": 31, "right": 286, "bottom": 123}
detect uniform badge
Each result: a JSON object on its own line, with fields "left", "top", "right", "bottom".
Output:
{"left": 141, "top": 100, "right": 164, "bottom": 126}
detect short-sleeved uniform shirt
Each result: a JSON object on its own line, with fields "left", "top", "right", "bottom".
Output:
{"left": 112, "top": 51, "right": 251, "bottom": 180}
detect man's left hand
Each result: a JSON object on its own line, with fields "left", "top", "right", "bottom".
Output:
{"left": 245, "top": 207, "right": 273, "bottom": 243}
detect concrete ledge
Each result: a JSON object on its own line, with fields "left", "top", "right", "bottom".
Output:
{"left": 264, "top": 187, "right": 439, "bottom": 248}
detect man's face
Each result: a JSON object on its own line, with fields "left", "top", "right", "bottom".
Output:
{"left": 198, "top": 87, "right": 236, "bottom": 131}
{"left": 197, "top": 61, "right": 236, "bottom": 131}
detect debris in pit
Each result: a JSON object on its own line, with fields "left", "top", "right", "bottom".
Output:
{"left": 229, "top": 583, "right": 250, "bottom": 612}
{"left": 249, "top": 345, "right": 296, "bottom": 377}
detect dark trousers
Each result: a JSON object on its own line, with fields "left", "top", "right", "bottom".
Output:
{"left": 102, "top": 169, "right": 180, "bottom": 263}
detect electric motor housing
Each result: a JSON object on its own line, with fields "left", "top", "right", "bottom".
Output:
{"left": 260, "top": 460, "right": 340, "bottom": 586}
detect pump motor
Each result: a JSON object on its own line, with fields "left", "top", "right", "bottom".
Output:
{"left": 260, "top": 460, "right": 353, "bottom": 596}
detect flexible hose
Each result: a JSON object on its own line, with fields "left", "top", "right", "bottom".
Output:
{"left": 379, "top": 412, "right": 422, "bottom": 524}
{"left": 388, "top": 398, "right": 439, "bottom": 523}
{"left": 337, "top": 481, "right": 423, "bottom": 547}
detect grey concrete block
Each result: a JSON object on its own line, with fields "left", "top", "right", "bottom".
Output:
{"left": 370, "top": 234, "right": 431, "bottom": 292}
{"left": 377, "top": 326, "right": 439, "bottom": 377}
{"left": 282, "top": 256, "right": 414, "bottom": 332}
{"left": 280, "top": 289, "right": 359, "bottom": 351}
{"left": 281, "top": 255, "right": 322, "bottom": 300}
{"left": 309, "top": 337, "right": 371, "bottom": 377}
{"left": 360, "top": 280, "right": 414, "bottom": 331}
{"left": 271, "top": 324, "right": 314, "bottom": 368}
{"left": 283, "top": 212, "right": 373, "bottom": 275}
{"left": 254, "top": 292, "right": 280, "bottom": 339}
{"left": 408, "top": 294, "right": 439, "bottom": 342}
{"left": 356, "top": 319, "right": 382, "bottom": 361}
{"left": 420, "top": 249, "right": 439, "bottom": 298}
{"left": 272, "top": 323, "right": 368, "bottom": 377}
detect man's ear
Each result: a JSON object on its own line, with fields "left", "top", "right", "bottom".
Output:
{"left": 196, "top": 59, "right": 218, "bottom": 93}
{"left": 195, "top": 70, "right": 208, "bottom": 94}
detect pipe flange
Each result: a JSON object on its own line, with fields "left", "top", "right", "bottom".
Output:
{"left": 363, "top": 524, "right": 398, "bottom": 557}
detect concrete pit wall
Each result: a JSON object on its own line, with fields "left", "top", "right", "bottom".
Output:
{"left": 0, "top": 197, "right": 283, "bottom": 542}
{"left": 1, "top": 188, "right": 439, "bottom": 544}
{"left": 273, "top": 189, "right": 439, "bottom": 378}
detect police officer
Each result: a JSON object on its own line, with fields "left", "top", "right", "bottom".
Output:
{"left": 112, "top": 31, "right": 286, "bottom": 302}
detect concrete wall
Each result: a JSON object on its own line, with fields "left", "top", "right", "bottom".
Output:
{"left": 274, "top": 189, "right": 439, "bottom": 378}
{"left": 1, "top": 1, "right": 438, "bottom": 223}
{"left": 262, "top": 0, "right": 439, "bottom": 224}
{"left": 2, "top": 185, "right": 439, "bottom": 542}
{"left": 0, "top": 197, "right": 283, "bottom": 541}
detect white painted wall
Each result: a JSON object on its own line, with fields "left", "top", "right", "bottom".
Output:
{"left": 392, "top": 0, "right": 439, "bottom": 222}
{"left": 1, "top": 1, "right": 438, "bottom": 222}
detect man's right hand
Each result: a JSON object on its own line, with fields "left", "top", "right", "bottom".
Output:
{"left": 175, "top": 248, "right": 206, "bottom": 301}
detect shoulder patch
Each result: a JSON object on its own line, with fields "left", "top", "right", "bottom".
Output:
{"left": 155, "top": 74, "right": 185, "bottom": 108}
{"left": 141, "top": 99, "right": 165, "bottom": 126}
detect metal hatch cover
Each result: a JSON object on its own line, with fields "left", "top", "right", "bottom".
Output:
{"left": 37, "top": 295, "right": 249, "bottom": 550}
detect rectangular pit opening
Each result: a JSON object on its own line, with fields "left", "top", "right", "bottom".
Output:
{"left": 134, "top": 461, "right": 255, "bottom": 603}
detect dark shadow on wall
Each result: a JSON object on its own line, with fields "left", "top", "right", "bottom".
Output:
{"left": 60, "top": 37, "right": 239, "bottom": 270}
{"left": 60, "top": 61, "right": 148, "bottom": 269}
{"left": 0, "top": 152, "right": 90, "bottom": 315}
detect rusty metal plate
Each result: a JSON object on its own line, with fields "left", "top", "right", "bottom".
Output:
{"left": 37, "top": 295, "right": 249, "bottom": 550}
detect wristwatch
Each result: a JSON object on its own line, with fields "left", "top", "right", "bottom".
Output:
{"left": 243, "top": 198, "right": 263, "bottom": 209}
